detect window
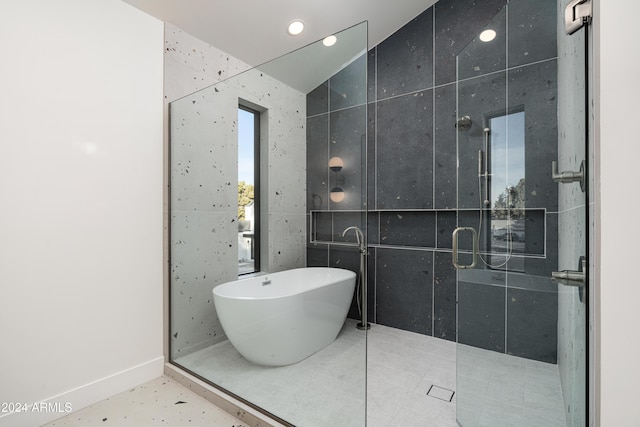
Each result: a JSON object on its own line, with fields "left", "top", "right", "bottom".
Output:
{"left": 488, "top": 110, "right": 525, "bottom": 212}
{"left": 238, "top": 106, "right": 260, "bottom": 275}
{"left": 487, "top": 110, "right": 527, "bottom": 258}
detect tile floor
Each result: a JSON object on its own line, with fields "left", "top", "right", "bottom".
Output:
{"left": 177, "top": 318, "right": 368, "bottom": 427}
{"left": 44, "top": 321, "right": 567, "bottom": 427}
{"left": 457, "top": 344, "right": 567, "bottom": 427}
{"left": 42, "top": 376, "right": 246, "bottom": 427}
{"left": 175, "top": 319, "right": 460, "bottom": 426}
{"left": 365, "top": 323, "right": 458, "bottom": 427}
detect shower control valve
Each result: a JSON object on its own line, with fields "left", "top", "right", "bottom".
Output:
{"left": 552, "top": 160, "right": 586, "bottom": 192}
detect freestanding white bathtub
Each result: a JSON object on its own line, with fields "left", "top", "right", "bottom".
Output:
{"left": 212, "top": 267, "right": 356, "bottom": 366}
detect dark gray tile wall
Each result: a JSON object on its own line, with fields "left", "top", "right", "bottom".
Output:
{"left": 306, "top": 0, "right": 559, "bottom": 363}
{"left": 433, "top": 251, "right": 456, "bottom": 340}
{"left": 376, "top": 90, "right": 433, "bottom": 209}
{"left": 306, "top": 114, "right": 328, "bottom": 211}
{"left": 434, "top": 0, "right": 507, "bottom": 85}
{"left": 376, "top": 247, "right": 433, "bottom": 334}
{"left": 376, "top": 9, "right": 433, "bottom": 99}
{"left": 506, "top": 287, "right": 558, "bottom": 363}
{"left": 434, "top": 83, "right": 457, "bottom": 209}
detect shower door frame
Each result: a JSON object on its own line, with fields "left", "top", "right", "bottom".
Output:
{"left": 165, "top": 21, "right": 370, "bottom": 427}
{"left": 453, "top": 1, "right": 592, "bottom": 425}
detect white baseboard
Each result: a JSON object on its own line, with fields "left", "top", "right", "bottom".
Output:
{"left": 0, "top": 356, "right": 165, "bottom": 427}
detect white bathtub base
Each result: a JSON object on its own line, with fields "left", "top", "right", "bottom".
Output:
{"left": 213, "top": 267, "right": 356, "bottom": 366}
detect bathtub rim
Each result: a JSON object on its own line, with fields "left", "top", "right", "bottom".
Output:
{"left": 212, "top": 267, "right": 356, "bottom": 300}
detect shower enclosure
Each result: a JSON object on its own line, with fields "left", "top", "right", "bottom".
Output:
{"left": 454, "top": 1, "right": 589, "bottom": 426}
{"left": 167, "top": 0, "right": 590, "bottom": 425}
{"left": 168, "top": 23, "right": 368, "bottom": 426}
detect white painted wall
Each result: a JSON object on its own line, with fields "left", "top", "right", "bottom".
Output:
{"left": 595, "top": 0, "right": 640, "bottom": 425}
{"left": 0, "top": 1, "right": 164, "bottom": 426}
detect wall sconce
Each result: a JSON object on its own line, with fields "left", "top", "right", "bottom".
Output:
{"left": 329, "top": 156, "right": 344, "bottom": 172}
{"left": 329, "top": 156, "right": 345, "bottom": 203}
{"left": 330, "top": 187, "right": 345, "bottom": 202}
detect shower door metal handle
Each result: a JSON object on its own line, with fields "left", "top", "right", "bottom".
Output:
{"left": 452, "top": 227, "right": 477, "bottom": 269}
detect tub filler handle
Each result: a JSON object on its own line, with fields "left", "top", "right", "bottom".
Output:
{"left": 262, "top": 278, "right": 271, "bottom": 286}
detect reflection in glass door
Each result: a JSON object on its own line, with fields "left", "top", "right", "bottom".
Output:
{"left": 454, "top": 1, "right": 588, "bottom": 425}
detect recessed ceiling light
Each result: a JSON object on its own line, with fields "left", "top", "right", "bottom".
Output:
{"left": 323, "top": 35, "right": 337, "bottom": 47}
{"left": 287, "top": 20, "right": 305, "bottom": 36}
{"left": 479, "top": 29, "right": 497, "bottom": 42}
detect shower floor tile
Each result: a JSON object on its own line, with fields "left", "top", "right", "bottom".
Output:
{"left": 457, "top": 344, "right": 567, "bottom": 427}
{"left": 176, "top": 319, "right": 459, "bottom": 427}
{"left": 176, "top": 318, "right": 367, "bottom": 427}
{"left": 366, "top": 323, "right": 458, "bottom": 427}
{"left": 174, "top": 320, "right": 566, "bottom": 427}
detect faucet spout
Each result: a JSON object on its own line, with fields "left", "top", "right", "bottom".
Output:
{"left": 342, "top": 226, "right": 365, "bottom": 253}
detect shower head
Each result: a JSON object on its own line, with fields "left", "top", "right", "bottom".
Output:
{"left": 456, "top": 115, "right": 472, "bottom": 131}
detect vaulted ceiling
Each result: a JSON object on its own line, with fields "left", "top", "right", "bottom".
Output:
{"left": 122, "top": 0, "right": 437, "bottom": 68}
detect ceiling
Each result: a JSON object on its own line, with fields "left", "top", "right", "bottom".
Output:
{"left": 122, "top": 0, "right": 438, "bottom": 69}
{"left": 254, "top": 22, "right": 369, "bottom": 93}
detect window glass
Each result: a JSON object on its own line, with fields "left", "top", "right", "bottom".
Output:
{"left": 238, "top": 107, "right": 259, "bottom": 275}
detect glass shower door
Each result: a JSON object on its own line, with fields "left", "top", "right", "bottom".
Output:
{"left": 169, "top": 22, "right": 368, "bottom": 427}
{"left": 454, "top": 0, "right": 588, "bottom": 426}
